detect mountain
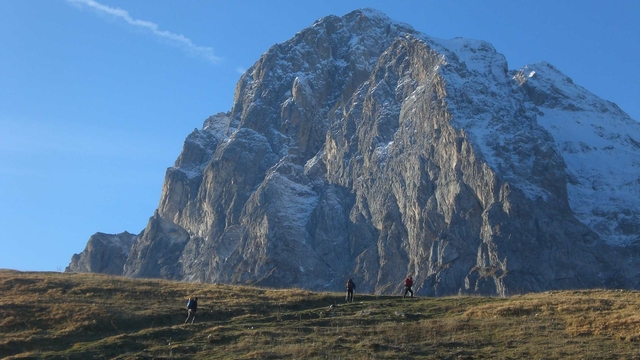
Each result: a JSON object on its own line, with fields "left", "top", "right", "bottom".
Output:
{"left": 67, "top": 9, "right": 640, "bottom": 296}
{"left": 66, "top": 232, "right": 136, "bottom": 275}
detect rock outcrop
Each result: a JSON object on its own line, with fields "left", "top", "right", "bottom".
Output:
{"left": 68, "top": 9, "right": 640, "bottom": 296}
{"left": 66, "top": 232, "right": 136, "bottom": 275}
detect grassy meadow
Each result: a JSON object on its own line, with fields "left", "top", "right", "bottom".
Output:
{"left": 1, "top": 270, "right": 640, "bottom": 359}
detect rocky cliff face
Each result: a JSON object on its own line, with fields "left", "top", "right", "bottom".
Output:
{"left": 68, "top": 9, "right": 640, "bottom": 296}
{"left": 66, "top": 232, "right": 136, "bottom": 275}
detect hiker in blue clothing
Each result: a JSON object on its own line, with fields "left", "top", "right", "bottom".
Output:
{"left": 345, "top": 279, "right": 356, "bottom": 302}
{"left": 185, "top": 296, "right": 198, "bottom": 324}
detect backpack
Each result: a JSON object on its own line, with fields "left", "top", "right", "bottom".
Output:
{"left": 187, "top": 299, "right": 194, "bottom": 309}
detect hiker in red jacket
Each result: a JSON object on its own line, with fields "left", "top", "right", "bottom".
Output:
{"left": 403, "top": 276, "right": 414, "bottom": 298}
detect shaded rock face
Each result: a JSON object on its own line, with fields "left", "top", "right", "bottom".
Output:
{"left": 70, "top": 9, "right": 640, "bottom": 296}
{"left": 66, "top": 232, "right": 136, "bottom": 275}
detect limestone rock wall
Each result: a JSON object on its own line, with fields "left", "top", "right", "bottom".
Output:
{"left": 66, "top": 232, "right": 136, "bottom": 275}
{"left": 69, "top": 9, "right": 640, "bottom": 296}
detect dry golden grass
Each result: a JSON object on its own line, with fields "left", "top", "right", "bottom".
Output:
{"left": 2, "top": 270, "right": 640, "bottom": 359}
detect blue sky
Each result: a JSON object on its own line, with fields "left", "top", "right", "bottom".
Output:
{"left": 1, "top": 0, "right": 638, "bottom": 272}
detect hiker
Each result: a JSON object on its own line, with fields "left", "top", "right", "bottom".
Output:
{"left": 403, "top": 276, "right": 414, "bottom": 298}
{"left": 185, "top": 296, "right": 198, "bottom": 324}
{"left": 345, "top": 278, "right": 356, "bottom": 302}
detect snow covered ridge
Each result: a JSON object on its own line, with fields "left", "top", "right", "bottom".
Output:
{"left": 421, "top": 31, "right": 640, "bottom": 245}
{"left": 517, "top": 62, "right": 640, "bottom": 245}
{"left": 418, "top": 33, "right": 562, "bottom": 202}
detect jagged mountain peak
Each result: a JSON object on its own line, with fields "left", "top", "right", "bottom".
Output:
{"left": 69, "top": 9, "right": 640, "bottom": 296}
{"left": 515, "top": 61, "right": 631, "bottom": 117}
{"left": 310, "top": 8, "right": 415, "bottom": 35}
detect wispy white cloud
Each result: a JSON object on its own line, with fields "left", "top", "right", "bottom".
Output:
{"left": 236, "top": 67, "right": 247, "bottom": 75}
{"left": 66, "top": 0, "right": 221, "bottom": 64}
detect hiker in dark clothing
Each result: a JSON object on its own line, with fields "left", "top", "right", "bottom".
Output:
{"left": 185, "top": 296, "right": 198, "bottom": 324}
{"left": 403, "top": 276, "right": 414, "bottom": 298}
{"left": 345, "top": 279, "right": 356, "bottom": 302}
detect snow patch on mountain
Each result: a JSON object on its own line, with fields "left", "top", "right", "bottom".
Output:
{"left": 519, "top": 62, "right": 640, "bottom": 245}
{"left": 171, "top": 113, "right": 231, "bottom": 179}
{"left": 203, "top": 112, "right": 231, "bottom": 139}
{"left": 116, "top": 232, "right": 137, "bottom": 255}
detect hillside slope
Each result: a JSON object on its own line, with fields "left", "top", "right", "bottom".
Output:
{"left": 3, "top": 270, "right": 640, "bottom": 359}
